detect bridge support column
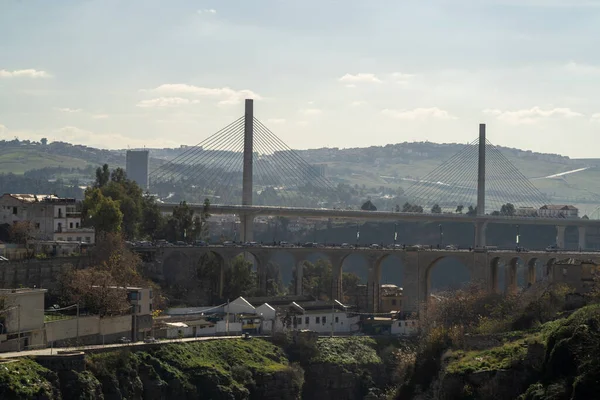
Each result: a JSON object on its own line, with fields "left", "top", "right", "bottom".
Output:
{"left": 366, "top": 254, "right": 381, "bottom": 313}
{"left": 330, "top": 255, "right": 344, "bottom": 302}
{"left": 474, "top": 221, "right": 488, "bottom": 249}
{"left": 240, "top": 98, "right": 254, "bottom": 243}
{"left": 578, "top": 226, "right": 586, "bottom": 251}
{"left": 556, "top": 226, "right": 566, "bottom": 249}
{"left": 240, "top": 214, "right": 254, "bottom": 243}
{"left": 294, "top": 258, "right": 304, "bottom": 296}
{"left": 400, "top": 252, "right": 420, "bottom": 315}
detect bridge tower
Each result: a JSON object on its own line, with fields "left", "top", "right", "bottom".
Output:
{"left": 240, "top": 99, "right": 254, "bottom": 243}
{"left": 474, "top": 123, "right": 488, "bottom": 248}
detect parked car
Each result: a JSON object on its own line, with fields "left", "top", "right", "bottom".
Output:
{"left": 546, "top": 244, "right": 559, "bottom": 252}
{"left": 119, "top": 337, "right": 131, "bottom": 344}
{"left": 223, "top": 241, "right": 235, "bottom": 247}
{"left": 370, "top": 244, "right": 381, "bottom": 249}
{"left": 144, "top": 337, "right": 159, "bottom": 343}
{"left": 445, "top": 244, "right": 457, "bottom": 250}
{"left": 341, "top": 243, "right": 352, "bottom": 249}
{"left": 193, "top": 240, "right": 207, "bottom": 247}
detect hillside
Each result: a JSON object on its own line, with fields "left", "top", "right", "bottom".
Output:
{"left": 1, "top": 138, "right": 600, "bottom": 213}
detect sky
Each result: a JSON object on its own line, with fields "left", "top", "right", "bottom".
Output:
{"left": 1, "top": 0, "right": 600, "bottom": 157}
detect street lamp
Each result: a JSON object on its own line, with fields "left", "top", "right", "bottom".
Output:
{"left": 439, "top": 224, "right": 443, "bottom": 248}
{"left": 393, "top": 223, "right": 398, "bottom": 246}
{"left": 356, "top": 223, "right": 360, "bottom": 247}
{"left": 516, "top": 225, "right": 520, "bottom": 250}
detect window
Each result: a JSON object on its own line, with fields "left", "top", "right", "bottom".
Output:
{"left": 297, "top": 317, "right": 302, "bottom": 325}
{"left": 76, "top": 237, "right": 82, "bottom": 242}
{"left": 67, "top": 237, "right": 72, "bottom": 241}
{"left": 316, "top": 317, "right": 320, "bottom": 324}
{"left": 305, "top": 316, "right": 309, "bottom": 325}
{"left": 335, "top": 316, "right": 339, "bottom": 323}
{"left": 57, "top": 222, "right": 62, "bottom": 233}
{"left": 139, "top": 292, "right": 142, "bottom": 300}
{"left": 392, "top": 299, "right": 397, "bottom": 306}
{"left": 138, "top": 305, "right": 141, "bottom": 313}
{"left": 69, "top": 222, "right": 73, "bottom": 229}
{"left": 128, "top": 292, "right": 139, "bottom": 301}
{"left": 12, "top": 206, "right": 17, "bottom": 215}
{"left": 149, "top": 303, "right": 153, "bottom": 312}
{"left": 85, "top": 236, "right": 91, "bottom": 243}
{"left": 76, "top": 222, "right": 80, "bottom": 228}
{"left": 35, "top": 223, "right": 40, "bottom": 229}
{"left": 322, "top": 316, "right": 326, "bottom": 324}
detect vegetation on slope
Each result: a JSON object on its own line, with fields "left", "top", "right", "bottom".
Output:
{"left": 0, "top": 359, "right": 59, "bottom": 399}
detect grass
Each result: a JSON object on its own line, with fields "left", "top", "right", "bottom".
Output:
{"left": 310, "top": 337, "right": 382, "bottom": 365}
{"left": 0, "top": 149, "right": 89, "bottom": 174}
{"left": 445, "top": 341, "right": 528, "bottom": 374}
{"left": 0, "top": 358, "right": 57, "bottom": 398}
{"left": 149, "top": 338, "right": 290, "bottom": 374}
{"left": 44, "top": 314, "right": 72, "bottom": 322}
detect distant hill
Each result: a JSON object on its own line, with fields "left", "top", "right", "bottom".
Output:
{"left": 1, "top": 138, "right": 599, "bottom": 213}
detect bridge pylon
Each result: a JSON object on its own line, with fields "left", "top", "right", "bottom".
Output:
{"left": 240, "top": 99, "right": 254, "bottom": 242}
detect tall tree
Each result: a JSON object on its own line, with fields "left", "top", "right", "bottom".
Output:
{"left": 456, "top": 205, "right": 464, "bottom": 214}
{"left": 83, "top": 189, "right": 123, "bottom": 234}
{"left": 222, "top": 255, "right": 257, "bottom": 300}
{"left": 95, "top": 164, "right": 110, "bottom": 188}
{"left": 431, "top": 204, "right": 442, "bottom": 214}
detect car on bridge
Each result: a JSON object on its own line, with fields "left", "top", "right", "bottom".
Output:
{"left": 193, "top": 240, "right": 208, "bottom": 247}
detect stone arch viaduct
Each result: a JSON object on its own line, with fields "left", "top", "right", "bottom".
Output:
{"left": 139, "top": 246, "right": 599, "bottom": 314}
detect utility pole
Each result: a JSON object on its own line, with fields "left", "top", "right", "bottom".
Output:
{"left": 393, "top": 223, "right": 397, "bottom": 246}
{"left": 17, "top": 305, "right": 21, "bottom": 352}
{"left": 76, "top": 302, "right": 80, "bottom": 346}
{"left": 356, "top": 223, "right": 360, "bottom": 247}
{"left": 439, "top": 224, "right": 443, "bottom": 247}
{"left": 226, "top": 299, "right": 230, "bottom": 336}
{"left": 330, "top": 301, "right": 334, "bottom": 338}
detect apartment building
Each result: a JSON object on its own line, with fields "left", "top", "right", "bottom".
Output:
{"left": 0, "top": 194, "right": 95, "bottom": 244}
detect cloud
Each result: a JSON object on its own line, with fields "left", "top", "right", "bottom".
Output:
{"left": 591, "top": 113, "right": 600, "bottom": 122}
{"left": 390, "top": 72, "right": 415, "bottom": 84}
{"left": 266, "top": 118, "right": 286, "bottom": 124}
{"left": 136, "top": 97, "right": 199, "bottom": 108}
{"left": 296, "top": 121, "right": 309, "bottom": 126}
{"left": 0, "top": 124, "right": 7, "bottom": 134}
{"left": 483, "top": 107, "right": 583, "bottom": 124}
{"left": 197, "top": 9, "right": 217, "bottom": 14}
{"left": 338, "top": 73, "right": 382, "bottom": 84}
{"left": 0, "top": 69, "right": 51, "bottom": 78}
{"left": 564, "top": 61, "right": 600, "bottom": 75}
{"left": 55, "top": 126, "right": 177, "bottom": 149}
{"left": 381, "top": 107, "right": 456, "bottom": 120}
{"left": 299, "top": 108, "right": 322, "bottom": 116}
{"left": 350, "top": 101, "right": 366, "bottom": 107}
{"left": 56, "top": 107, "right": 82, "bottom": 113}
{"left": 91, "top": 114, "right": 109, "bottom": 119}
{"left": 143, "top": 84, "right": 261, "bottom": 105}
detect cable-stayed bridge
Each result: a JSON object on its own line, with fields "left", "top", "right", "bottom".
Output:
{"left": 152, "top": 100, "right": 600, "bottom": 249}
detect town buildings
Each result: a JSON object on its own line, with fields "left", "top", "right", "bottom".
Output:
{"left": 538, "top": 205, "right": 579, "bottom": 219}
{"left": 0, "top": 288, "right": 47, "bottom": 352}
{"left": 0, "top": 194, "right": 95, "bottom": 245}
{"left": 126, "top": 150, "right": 150, "bottom": 189}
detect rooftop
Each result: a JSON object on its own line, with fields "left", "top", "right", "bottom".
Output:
{"left": 0, "top": 288, "right": 48, "bottom": 295}
{"left": 2, "top": 193, "right": 76, "bottom": 204}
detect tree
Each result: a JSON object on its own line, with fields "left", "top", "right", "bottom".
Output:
{"left": 297, "top": 259, "right": 333, "bottom": 300}
{"left": 222, "top": 255, "right": 257, "bottom": 300}
{"left": 466, "top": 205, "right": 477, "bottom": 216}
{"left": 402, "top": 202, "right": 413, "bottom": 212}
{"left": 59, "top": 233, "right": 159, "bottom": 316}
{"left": 9, "top": 221, "right": 34, "bottom": 246}
{"left": 431, "top": 204, "right": 442, "bottom": 214}
{"left": 40, "top": 138, "right": 48, "bottom": 146}
{"left": 83, "top": 189, "right": 123, "bottom": 234}
{"left": 342, "top": 272, "right": 361, "bottom": 301}
{"left": 500, "top": 203, "right": 516, "bottom": 216}
{"left": 395, "top": 204, "right": 400, "bottom": 213}
{"left": 140, "top": 194, "right": 164, "bottom": 240}
{"left": 110, "top": 167, "right": 127, "bottom": 184}
{"left": 456, "top": 205, "right": 464, "bottom": 214}
{"left": 95, "top": 164, "right": 110, "bottom": 188}
{"left": 361, "top": 200, "right": 377, "bottom": 211}
{"left": 168, "top": 201, "right": 195, "bottom": 242}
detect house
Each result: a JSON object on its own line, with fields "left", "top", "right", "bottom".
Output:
{"left": 276, "top": 300, "right": 360, "bottom": 334}
{"left": 391, "top": 318, "right": 420, "bottom": 336}
{"left": 551, "top": 258, "right": 598, "bottom": 294}
{"left": 538, "top": 205, "right": 579, "bottom": 219}
{"left": 380, "top": 284, "right": 403, "bottom": 313}
{"left": 0, "top": 288, "right": 47, "bottom": 352}
{"left": 0, "top": 193, "right": 95, "bottom": 245}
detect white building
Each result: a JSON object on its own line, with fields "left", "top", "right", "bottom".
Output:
{"left": 0, "top": 194, "right": 95, "bottom": 244}
{"left": 271, "top": 300, "right": 360, "bottom": 334}
{"left": 390, "top": 318, "right": 420, "bottom": 336}
{"left": 538, "top": 205, "right": 579, "bottom": 219}
{"left": 0, "top": 288, "right": 47, "bottom": 352}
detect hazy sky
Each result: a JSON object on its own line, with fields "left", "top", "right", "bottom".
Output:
{"left": 1, "top": 0, "right": 600, "bottom": 157}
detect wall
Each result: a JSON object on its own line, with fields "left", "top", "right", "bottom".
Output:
{"left": 390, "top": 319, "right": 419, "bottom": 336}
{"left": 45, "top": 316, "right": 100, "bottom": 342}
{"left": 2, "top": 289, "right": 46, "bottom": 333}
{"left": 0, "top": 257, "right": 90, "bottom": 290}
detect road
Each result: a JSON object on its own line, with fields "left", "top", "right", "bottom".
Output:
{"left": 157, "top": 203, "right": 600, "bottom": 228}
{"left": 0, "top": 335, "right": 242, "bottom": 359}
